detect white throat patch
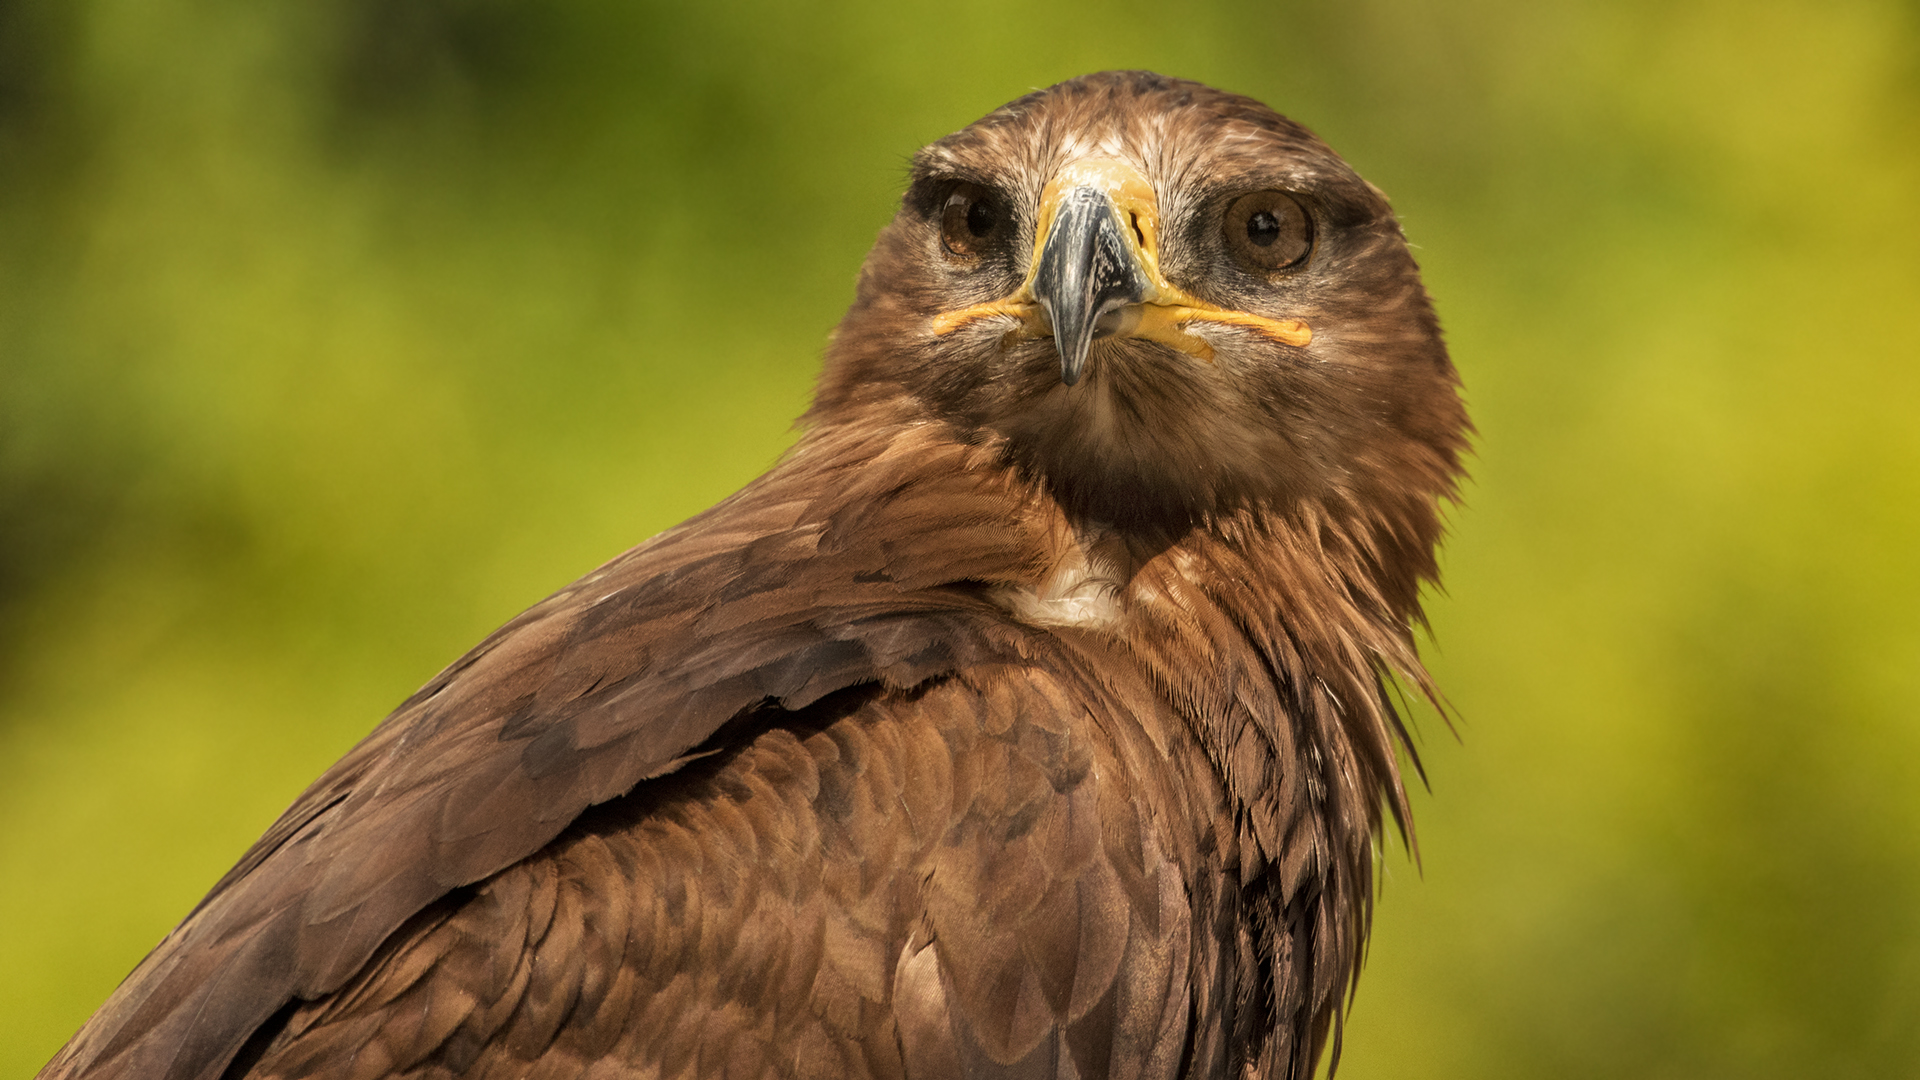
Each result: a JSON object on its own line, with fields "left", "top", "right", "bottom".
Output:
{"left": 991, "top": 522, "right": 1132, "bottom": 629}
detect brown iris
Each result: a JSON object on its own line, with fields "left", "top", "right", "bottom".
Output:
{"left": 940, "top": 182, "right": 1004, "bottom": 258}
{"left": 1224, "top": 190, "right": 1312, "bottom": 271}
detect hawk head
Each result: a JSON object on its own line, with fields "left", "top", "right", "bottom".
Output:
{"left": 815, "top": 70, "right": 1466, "bottom": 547}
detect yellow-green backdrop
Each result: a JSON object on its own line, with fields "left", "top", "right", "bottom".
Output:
{"left": 3, "top": 1, "right": 1917, "bottom": 1076}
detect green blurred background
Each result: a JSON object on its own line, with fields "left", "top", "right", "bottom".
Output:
{"left": 3, "top": 0, "right": 1917, "bottom": 1076}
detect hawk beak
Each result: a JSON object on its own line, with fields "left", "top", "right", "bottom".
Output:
{"left": 932, "top": 159, "right": 1313, "bottom": 385}
{"left": 1030, "top": 183, "right": 1150, "bottom": 386}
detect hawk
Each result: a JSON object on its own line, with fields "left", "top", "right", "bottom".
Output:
{"left": 42, "top": 71, "right": 1469, "bottom": 1080}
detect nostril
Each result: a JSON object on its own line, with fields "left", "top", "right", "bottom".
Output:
{"left": 1129, "top": 212, "right": 1146, "bottom": 249}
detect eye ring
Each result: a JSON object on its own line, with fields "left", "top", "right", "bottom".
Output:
{"left": 940, "top": 182, "right": 1005, "bottom": 258}
{"left": 1223, "top": 190, "right": 1312, "bottom": 272}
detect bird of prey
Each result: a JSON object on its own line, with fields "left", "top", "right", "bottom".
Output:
{"left": 41, "top": 71, "right": 1468, "bottom": 1080}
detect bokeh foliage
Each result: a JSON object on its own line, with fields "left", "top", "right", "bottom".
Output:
{"left": 3, "top": 0, "right": 1917, "bottom": 1076}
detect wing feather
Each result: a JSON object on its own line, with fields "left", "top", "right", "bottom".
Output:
{"left": 42, "top": 425, "right": 1049, "bottom": 1080}
{"left": 224, "top": 661, "right": 1206, "bottom": 1080}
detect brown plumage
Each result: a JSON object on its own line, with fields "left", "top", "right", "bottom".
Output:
{"left": 40, "top": 71, "right": 1468, "bottom": 1080}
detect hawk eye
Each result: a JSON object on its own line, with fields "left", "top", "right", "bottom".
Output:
{"left": 941, "top": 182, "right": 1004, "bottom": 258}
{"left": 1224, "top": 190, "right": 1312, "bottom": 272}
